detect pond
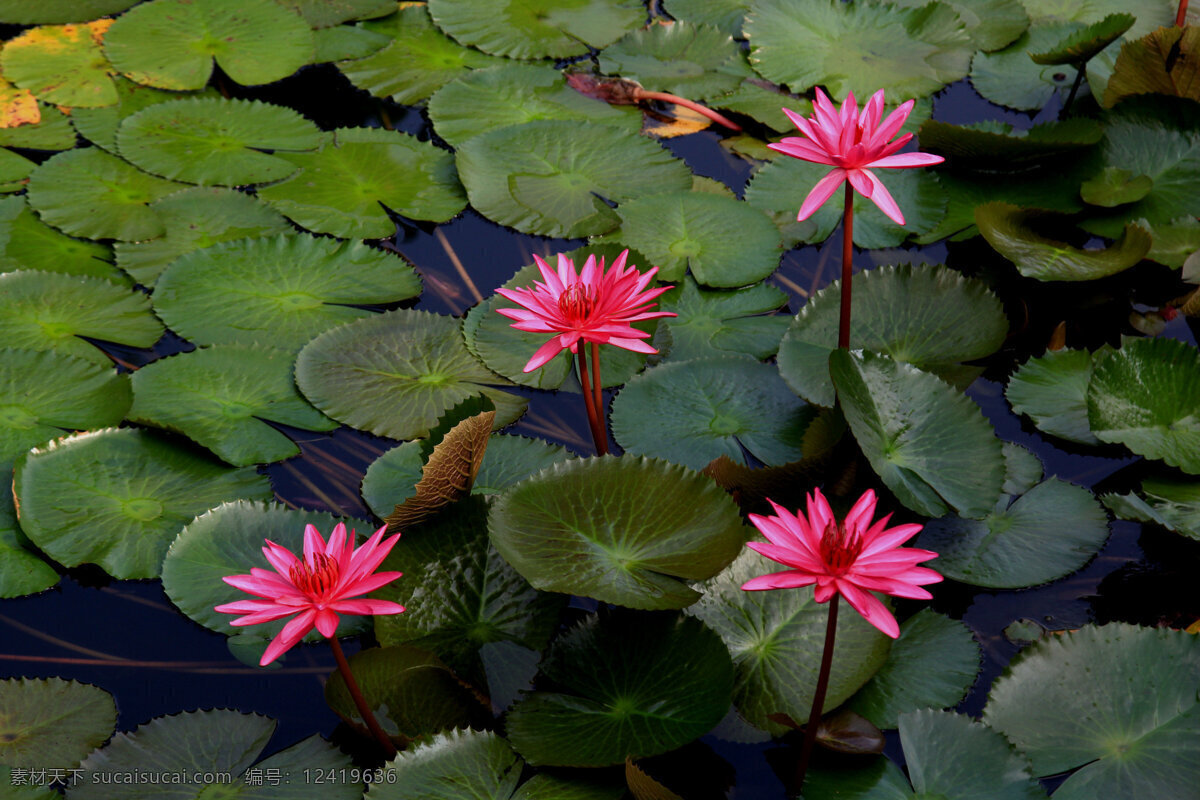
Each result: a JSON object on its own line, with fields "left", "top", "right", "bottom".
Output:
{"left": 2, "top": 1, "right": 1200, "bottom": 799}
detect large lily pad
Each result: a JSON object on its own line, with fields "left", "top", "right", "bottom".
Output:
{"left": 662, "top": 0, "right": 750, "bottom": 37}
{"left": 1005, "top": 348, "right": 1100, "bottom": 445}
{"left": 655, "top": 276, "right": 790, "bottom": 363}
{"left": 890, "top": 0, "right": 1029, "bottom": 52}
{"left": 0, "top": 0, "right": 139, "bottom": 24}
{"left": 258, "top": 129, "right": 466, "bottom": 238}
{"left": 152, "top": 234, "right": 422, "bottom": 353}
{"left": 295, "top": 308, "right": 526, "bottom": 440}
{"left": 276, "top": 0, "right": 395, "bottom": 27}
{"left": 103, "top": 0, "right": 314, "bottom": 91}
{"left": 0, "top": 21, "right": 118, "bottom": 108}
{"left": 505, "top": 614, "right": 733, "bottom": 766}
{"left": 488, "top": 456, "right": 746, "bottom": 609}
{"left": 72, "top": 77, "right": 218, "bottom": 154}
{"left": 25, "top": 147, "right": 188, "bottom": 241}
{"left": 610, "top": 356, "right": 813, "bottom": 470}
{"left": 14, "top": 428, "right": 273, "bottom": 579}
{"left": 366, "top": 730, "right": 527, "bottom": 800}
{"left": 1103, "top": 475, "right": 1200, "bottom": 541}
{"left": 984, "top": 623, "right": 1200, "bottom": 799}
{"left": 1030, "top": 12, "right": 1133, "bottom": 65}
{"left": 970, "top": 23, "right": 1086, "bottom": 111}
{"left": 0, "top": 198, "right": 117, "bottom": 281}
{"left": 1021, "top": 0, "right": 1172, "bottom": 39}
{"left": 778, "top": 264, "right": 1008, "bottom": 407}
{"left": 744, "top": 0, "right": 973, "bottom": 100}
{"left": 0, "top": 271, "right": 163, "bottom": 364}
{"left": 455, "top": 119, "right": 692, "bottom": 238}
{"left": 917, "top": 118, "right": 1103, "bottom": 169}
{"left": 830, "top": 349, "right": 1006, "bottom": 519}
{"left": 687, "top": 548, "right": 891, "bottom": 735}
{"left": 1087, "top": 336, "right": 1200, "bottom": 474}
{"left": 0, "top": 678, "right": 116, "bottom": 769}
{"left": 115, "top": 97, "right": 321, "bottom": 186}
{"left": 598, "top": 21, "right": 749, "bottom": 100}
{"left": 426, "top": 0, "right": 646, "bottom": 59}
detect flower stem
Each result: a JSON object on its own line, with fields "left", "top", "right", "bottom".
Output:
{"left": 632, "top": 89, "right": 743, "bottom": 131}
{"left": 838, "top": 185, "right": 854, "bottom": 350}
{"left": 1061, "top": 65, "right": 1086, "bottom": 118}
{"left": 328, "top": 636, "right": 397, "bottom": 759}
{"left": 576, "top": 346, "right": 609, "bottom": 455}
{"left": 590, "top": 341, "right": 604, "bottom": 435}
{"left": 1178, "top": 0, "right": 1189, "bottom": 27}
{"left": 796, "top": 594, "right": 839, "bottom": 791}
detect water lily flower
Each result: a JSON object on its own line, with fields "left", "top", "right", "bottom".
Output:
{"left": 216, "top": 522, "right": 405, "bottom": 666}
{"left": 769, "top": 88, "right": 943, "bottom": 226}
{"left": 742, "top": 488, "right": 941, "bottom": 638}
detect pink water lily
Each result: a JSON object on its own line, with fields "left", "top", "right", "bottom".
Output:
{"left": 769, "top": 88, "right": 943, "bottom": 226}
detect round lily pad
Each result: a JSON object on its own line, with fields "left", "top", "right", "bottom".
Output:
{"left": 277, "top": 0, "right": 395, "bottom": 27}
{"left": 0, "top": 198, "right": 117, "bottom": 281}
{"left": 655, "top": 277, "right": 790, "bottom": 363}
{"left": 0, "top": 497, "right": 59, "bottom": 599}
{"left": 14, "top": 428, "right": 273, "bottom": 580}
{"left": 25, "top": 147, "right": 188, "bottom": 241}
{"left": 744, "top": 0, "right": 973, "bottom": 99}
{"left": 0, "top": 271, "right": 163, "bottom": 364}
{"left": 115, "top": 97, "right": 321, "bottom": 186}
{"left": 336, "top": 4, "right": 509, "bottom": 105}
{"left": 505, "top": 613, "right": 733, "bottom": 766}
{"left": 0, "top": 20, "right": 118, "bottom": 108}
{"left": 710, "top": 79, "right": 805, "bottom": 132}
{"left": 129, "top": 344, "right": 336, "bottom": 467}
{"left": 367, "top": 730, "right": 522, "bottom": 799}
{"left": 1005, "top": 348, "right": 1100, "bottom": 445}
{"left": 830, "top": 349, "right": 1006, "bottom": 520}
{"left": 0, "top": 678, "right": 116, "bottom": 769}
{"left": 312, "top": 22, "right": 392, "bottom": 63}
{"left": 598, "top": 22, "right": 748, "bottom": 101}
{"left": 984, "top": 623, "right": 1200, "bottom": 799}
{"left": 687, "top": 548, "right": 891, "bottom": 735}
{"left": 258, "top": 130, "right": 466, "bottom": 238}
{"left": 72, "top": 77, "right": 218, "bottom": 154}
{"left": 426, "top": 0, "right": 645, "bottom": 59}
{"left": 103, "top": 0, "right": 314, "bottom": 91}
{"left": 0, "top": 0, "right": 139, "bottom": 24}
{"left": 611, "top": 356, "right": 813, "bottom": 470}
{"left": 1102, "top": 475, "right": 1200, "bottom": 541}
{"left": 0, "top": 102, "right": 75, "bottom": 151}
{"left": 428, "top": 63, "right": 640, "bottom": 149}
{"left": 1087, "top": 336, "right": 1200, "bottom": 474}
{"left": 891, "top": 0, "right": 1029, "bottom": 52}
{"left": 662, "top": 0, "right": 750, "bottom": 37}
{"left": 113, "top": 186, "right": 292, "bottom": 287}
{"left": 971, "top": 23, "right": 1088, "bottom": 111}
{"left": 0, "top": 147, "right": 35, "bottom": 193}
{"left": 1030, "top": 12, "right": 1134, "bottom": 65}
{"left": 488, "top": 456, "right": 745, "bottom": 609}
{"left": 1022, "top": 0, "right": 1173, "bottom": 39}
{"left": 152, "top": 234, "right": 422, "bottom": 353}
{"left": 778, "top": 264, "right": 1008, "bottom": 407}
{"left": 606, "top": 191, "right": 781, "bottom": 287}
{"left": 295, "top": 308, "right": 526, "bottom": 440}
{"left": 455, "top": 119, "right": 693, "bottom": 238}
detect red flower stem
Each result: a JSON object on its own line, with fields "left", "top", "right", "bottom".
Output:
{"left": 838, "top": 184, "right": 854, "bottom": 349}
{"left": 590, "top": 341, "right": 605, "bottom": 441}
{"left": 633, "top": 89, "right": 743, "bottom": 131}
{"left": 576, "top": 347, "right": 609, "bottom": 455}
{"left": 328, "top": 636, "right": 397, "bottom": 759}
{"left": 796, "top": 594, "right": 839, "bottom": 791}
{"left": 1179, "top": 0, "right": 1189, "bottom": 26}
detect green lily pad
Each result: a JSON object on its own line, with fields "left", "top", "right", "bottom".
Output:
{"left": 662, "top": 0, "right": 750, "bottom": 37}
{"left": 1006, "top": 348, "right": 1101, "bottom": 445}
{"left": 655, "top": 276, "right": 790, "bottom": 363}
{"left": 0, "top": 765, "right": 60, "bottom": 799}
{"left": 366, "top": 730, "right": 522, "bottom": 799}
{"left": 505, "top": 613, "right": 733, "bottom": 766}
{"left": 428, "top": 63, "right": 640, "bottom": 149}
{"left": 1142, "top": 216, "right": 1200, "bottom": 268}
{"left": 845, "top": 610, "right": 980, "bottom": 730}
{"left": 1022, "top": 0, "right": 1173, "bottom": 39}
{"left": 1002, "top": 442, "right": 1045, "bottom": 496}
{"left": 984, "top": 623, "right": 1200, "bottom": 799}
{"left": 115, "top": 97, "right": 321, "bottom": 186}
{"left": 917, "top": 118, "right": 1104, "bottom": 169}
{"left": 0, "top": 103, "right": 75, "bottom": 150}
{"left": 129, "top": 344, "right": 336, "bottom": 467}
{"left": 598, "top": 22, "right": 749, "bottom": 101}
{"left": 336, "top": 5, "right": 509, "bottom": 105}
{"left": 890, "top": 0, "right": 1029, "bottom": 52}
{"left": 14, "top": 428, "right": 273, "bottom": 579}
{"left": 295, "top": 308, "right": 526, "bottom": 440}
{"left": 312, "top": 22, "right": 392, "bottom": 62}
{"left": 152, "top": 234, "right": 422, "bottom": 353}
{"left": 258, "top": 129, "right": 466, "bottom": 238}
{"left": 0, "top": 0, "right": 139, "bottom": 24}
{"left": 0, "top": 21, "right": 118, "bottom": 108}
{"left": 72, "top": 77, "right": 219, "bottom": 154}
{"left": 687, "top": 548, "right": 891, "bottom": 735}
{"left": 161, "top": 501, "right": 372, "bottom": 644}
{"left": 456, "top": 119, "right": 692, "bottom": 238}
{"left": 604, "top": 191, "right": 781, "bottom": 287}
{"left": 917, "top": 477, "right": 1110, "bottom": 588}
{"left": 0, "top": 198, "right": 117, "bottom": 281}
{"left": 744, "top": 0, "right": 973, "bottom": 100}
{"left": 1087, "top": 336, "right": 1200, "bottom": 474}
{"left": 274, "top": 0, "right": 395, "bottom": 27}
{"left": 25, "top": 147, "right": 188, "bottom": 241}
{"left": 971, "top": 23, "right": 1088, "bottom": 111}
{"left": 975, "top": 202, "right": 1151, "bottom": 281}
{"left": 778, "top": 264, "right": 1007, "bottom": 407}
{"left": 1030, "top": 12, "right": 1134, "bottom": 64}
{"left": 831, "top": 349, "right": 1006, "bottom": 519}
{"left": 1080, "top": 166, "right": 1154, "bottom": 207}
{"left": 0, "top": 496, "right": 59, "bottom": 599}
{"left": 710, "top": 79, "right": 804, "bottom": 132}
{"left": 1103, "top": 475, "right": 1200, "bottom": 540}
{"left": 0, "top": 271, "right": 163, "bottom": 364}
{"left": 1104, "top": 25, "right": 1200, "bottom": 107}
{"left": 103, "top": 0, "right": 314, "bottom": 91}
{"left": 236, "top": 735, "right": 362, "bottom": 799}
{"left": 0, "top": 678, "right": 116, "bottom": 769}
{"left": 426, "top": 0, "right": 645, "bottom": 59}
{"left": 488, "top": 456, "right": 746, "bottom": 609}
{"left": 0, "top": 147, "right": 35, "bottom": 192}
{"left": 113, "top": 186, "right": 292, "bottom": 287}
{"left": 610, "top": 355, "right": 814, "bottom": 470}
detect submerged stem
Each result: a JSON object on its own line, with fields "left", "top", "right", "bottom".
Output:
{"left": 838, "top": 185, "right": 854, "bottom": 349}
{"left": 576, "top": 346, "right": 609, "bottom": 455}
{"left": 328, "top": 637, "right": 397, "bottom": 759}
{"left": 796, "top": 594, "right": 839, "bottom": 791}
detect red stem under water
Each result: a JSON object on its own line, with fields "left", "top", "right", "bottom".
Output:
{"left": 328, "top": 637, "right": 397, "bottom": 759}
{"left": 633, "top": 89, "right": 743, "bottom": 132}
{"left": 795, "top": 595, "right": 839, "bottom": 791}
{"left": 838, "top": 184, "right": 854, "bottom": 350}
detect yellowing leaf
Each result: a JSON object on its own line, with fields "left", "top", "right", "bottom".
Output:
{"left": 1104, "top": 26, "right": 1200, "bottom": 107}
{"left": 0, "top": 76, "right": 39, "bottom": 128}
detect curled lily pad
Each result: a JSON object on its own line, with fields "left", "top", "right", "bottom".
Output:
{"left": 1021, "top": 0, "right": 1172, "bottom": 38}
{"left": 917, "top": 118, "right": 1104, "bottom": 169}
{"left": 153, "top": 234, "right": 422, "bottom": 353}
{"left": 488, "top": 456, "right": 746, "bottom": 609}
{"left": 1105, "top": 25, "right": 1200, "bottom": 107}
{"left": 1080, "top": 166, "right": 1154, "bottom": 207}
{"left": 0, "top": 198, "right": 117, "bottom": 281}
{"left": 115, "top": 97, "right": 321, "bottom": 186}
{"left": 0, "top": 0, "right": 139, "bottom": 24}
{"left": 890, "top": 0, "right": 1029, "bottom": 52}
{"left": 14, "top": 428, "right": 273, "bottom": 579}
{"left": 610, "top": 356, "right": 814, "bottom": 470}
{"left": 1103, "top": 475, "right": 1200, "bottom": 540}
{"left": 778, "top": 264, "right": 1008, "bottom": 407}
{"left": 598, "top": 22, "right": 749, "bottom": 101}
{"left": 426, "top": 0, "right": 645, "bottom": 59}
{"left": 0, "top": 678, "right": 116, "bottom": 769}
{"left": 103, "top": 0, "right": 314, "bottom": 91}
{"left": 295, "top": 308, "right": 526, "bottom": 440}
{"left": 0, "top": 20, "right": 118, "bottom": 108}
{"left": 1006, "top": 348, "right": 1101, "bottom": 445}
{"left": 656, "top": 276, "right": 790, "bottom": 363}
{"left": 1030, "top": 12, "right": 1133, "bottom": 66}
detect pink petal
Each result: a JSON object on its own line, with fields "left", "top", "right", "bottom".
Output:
{"left": 603, "top": 336, "right": 658, "bottom": 354}
{"left": 869, "top": 152, "right": 945, "bottom": 169}
{"left": 797, "top": 169, "right": 846, "bottom": 221}
{"left": 768, "top": 140, "right": 837, "bottom": 165}
{"left": 746, "top": 540, "right": 824, "bottom": 572}
{"left": 842, "top": 490, "right": 878, "bottom": 536}
{"left": 331, "top": 598, "right": 406, "bottom": 616}
{"left": 324, "top": 522, "right": 347, "bottom": 559}
{"left": 523, "top": 336, "right": 569, "bottom": 372}
{"left": 314, "top": 608, "right": 340, "bottom": 638}
{"left": 262, "top": 540, "right": 301, "bottom": 576}
{"left": 836, "top": 581, "right": 900, "bottom": 638}
{"left": 861, "top": 170, "right": 905, "bottom": 225}
{"left": 302, "top": 524, "right": 326, "bottom": 563}
{"left": 847, "top": 168, "right": 874, "bottom": 197}
{"left": 260, "top": 608, "right": 317, "bottom": 666}
{"left": 867, "top": 99, "right": 915, "bottom": 150}
{"left": 741, "top": 571, "right": 819, "bottom": 591}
